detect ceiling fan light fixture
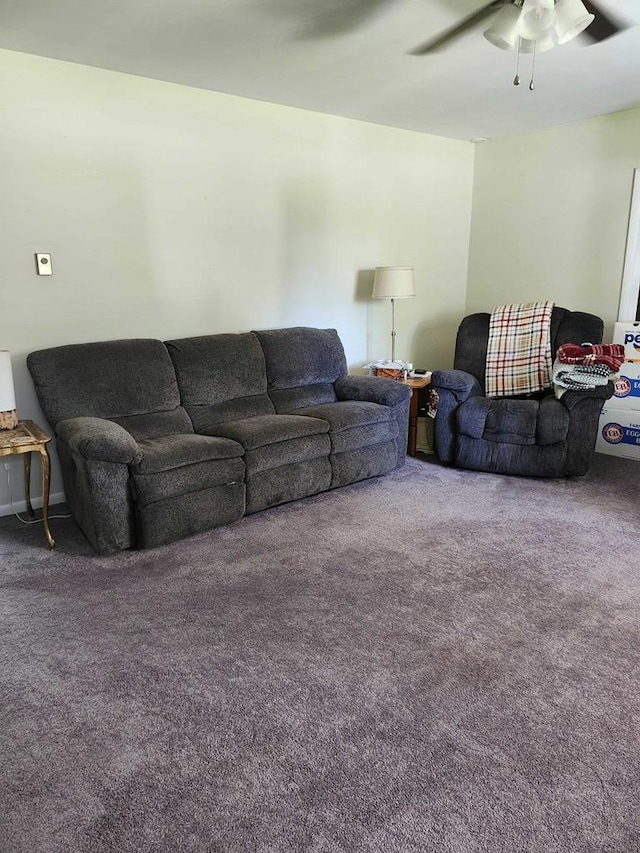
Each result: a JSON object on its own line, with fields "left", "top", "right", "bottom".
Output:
{"left": 518, "top": 0, "right": 556, "bottom": 40}
{"left": 554, "top": 0, "right": 595, "bottom": 44}
{"left": 517, "top": 32, "right": 557, "bottom": 52}
{"left": 483, "top": 2, "right": 523, "bottom": 51}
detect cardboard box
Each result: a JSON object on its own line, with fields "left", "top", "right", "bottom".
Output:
{"left": 613, "top": 321, "right": 640, "bottom": 362}
{"left": 373, "top": 367, "right": 406, "bottom": 380}
{"left": 611, "top": 362, "right": 640, "bottom": 410}
{"left": 595, "top": 405, "right": 640, "bottom": 460}
{"left": 365, "top": 360, "right": 411, "bottom": 381}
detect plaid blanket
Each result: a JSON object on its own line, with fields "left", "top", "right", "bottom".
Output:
{"left": 485, "top": 301, "right": 554, "bottom": 398}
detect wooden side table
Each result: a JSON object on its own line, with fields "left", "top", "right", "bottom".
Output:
{"left": 399, "top": 375, "right": 432, "bottom": 456}
{"left": 0, "top": 420, "right": 55, "bottom": 549}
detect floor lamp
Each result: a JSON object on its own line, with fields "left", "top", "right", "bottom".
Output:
{"left": 372, "top": 267, "right": 416, "bottom": 362}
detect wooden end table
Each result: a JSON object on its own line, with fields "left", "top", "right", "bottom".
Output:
{"left": 399, "top": 375, "right": 432, "bottom": 456}
{"left": 0, "top": 420, "right": 55, "bottom": 549}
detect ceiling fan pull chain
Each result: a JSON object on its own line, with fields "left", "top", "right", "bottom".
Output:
{"left": 513, "top": 37, "right": 522, "bottom": 86}
{"left": 529, "top": 39, "right": 537, "bottom": 91}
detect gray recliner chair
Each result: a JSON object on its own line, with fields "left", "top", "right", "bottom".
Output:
{"left": 429, "top": 307, "right": 614, "bottom": 477}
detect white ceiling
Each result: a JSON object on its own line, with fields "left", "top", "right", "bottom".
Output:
{"left": 0, "top": 0, "right": 638, "bottom": 140}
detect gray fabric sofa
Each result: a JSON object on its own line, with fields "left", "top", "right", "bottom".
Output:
{"left": 28, "top": 327, "right": 410, "bottom": 554}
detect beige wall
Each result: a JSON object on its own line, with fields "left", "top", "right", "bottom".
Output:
{"left": 467, "top": 107, "right": 640, "bottom": 337}
{"left": 5, "top": 49, "right": 636, "bottom": 517}
{"left": 0, "top": 49, "right": 473, "bottom": 511}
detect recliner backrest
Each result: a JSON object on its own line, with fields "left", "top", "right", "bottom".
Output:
{"left": 166, "top": 332, "right": 275, "bottom": 432}
{"left": 454, "top": 306, "right": 604, "bottom": 393}
{"left": 252, "top": 327, "right": 348, "bottom": 413}
{"left": 27, "top": 339, "right": 193, "bottom": 439}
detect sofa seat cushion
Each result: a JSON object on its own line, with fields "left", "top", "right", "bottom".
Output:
{"left": 209, "top": 414, "right": 331, "bottom": 476}
{"left": 210, "top": 414, "right": 328, "bottom": 450}
{"left": 112, "top": 408, "right": 194, "bottom": 441}
{"left": 244, "top": 434, "right": 330, "bottom": 476}
{"left": 134, "top": 434, "right": 244, "bottom": 474}
{"left": 457, "top": 395, "right": 570, "bottom": 447}
{"left": 293, "top": 401, "right": 398, "bottom": 453}
{"left": 131, "top": 434, "right": 245, "bottom": 506}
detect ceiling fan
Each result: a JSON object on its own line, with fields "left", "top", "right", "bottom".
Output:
{"left": 409, "top": 0, "right": 628, "bottom": 55}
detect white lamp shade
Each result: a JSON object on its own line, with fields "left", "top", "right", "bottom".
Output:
{"left": 0, "top": 351, "right": 16, "bottom": 412}
{"left": 372, "top": 267, "right": 415, "bottom": 299}
{"left": 483, "top": 3, "right": 523, "bottom": 51}
{"left": 518, "top": 32, "right": 557, "bottom": 52}
{"left": 518, "top": 0, "right": 556, "bottom": 40}
{"left": 555, "top": 0, "right": 595, "bottom": 44}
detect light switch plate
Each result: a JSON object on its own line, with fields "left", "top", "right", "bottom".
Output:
{"left": 35, "top": 253, "right": 52, "bottom": 275}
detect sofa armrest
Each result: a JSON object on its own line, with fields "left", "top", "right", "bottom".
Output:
{"left": 334, "top": 374, "right": 411, "bottom": 468}
{"left": 56, "top": 417, "right": 143, "bottom": 465}
{"left": 429, "top": 370, "right": 481, "bottom": 464}
{"left": 334, "top": 375, "right": 412, "bottom": 406}
{"left": 557, "top": 382, "right": 614, "bottom": 412}
{"left": 431, "top": 369, "right": 482, "bottom": 403}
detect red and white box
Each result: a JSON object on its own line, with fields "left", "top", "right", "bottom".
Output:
{"left": 611, "top": 363, "right": 640, "bottom": 410}
{"left": 595, "top": 405, "right": 640, "bottom": 460}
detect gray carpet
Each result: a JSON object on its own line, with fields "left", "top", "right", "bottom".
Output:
{"left": 1, "top": 453, "right": 639, "bottom": 852}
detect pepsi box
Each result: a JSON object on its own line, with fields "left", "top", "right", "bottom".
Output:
{"left": 595, "top": 405, "right": 640, "bottom": 460}
{"left": 613, "top": 321, "right": 640, "bottom": 361}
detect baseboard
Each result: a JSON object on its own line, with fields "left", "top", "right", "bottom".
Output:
{"left": 0, "top": 491, "right": 66, "bottom": 518}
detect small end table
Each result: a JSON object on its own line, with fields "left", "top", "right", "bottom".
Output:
{"left": 399, "top": 375, "right": 432, "bottom": 456}
{"left": 0, "top": 420, "right": 55, "bottom": 549}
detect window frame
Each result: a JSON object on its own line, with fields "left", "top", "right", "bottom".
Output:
{"left": 618, "top": 167, "right": 640, "bottom": 322}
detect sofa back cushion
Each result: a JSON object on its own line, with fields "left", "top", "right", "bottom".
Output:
{"left": 166, "top": 332, "right": 275, "bottom": 432}
{"left": 27, "top": 339, "right": 192, "bottom": 438}
{"left": 454, "top": 307, "right": 604, "bottom": 392}
{"left": 252, "top": 327, "right": 347, "bottom": 413}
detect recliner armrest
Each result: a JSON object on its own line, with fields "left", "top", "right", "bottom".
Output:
{"left": 431, "top": 369, "right": 482, "bottom": 403}
{"left": 557, "top": 382, "right": 614, "bottom": 411}
{"left": 56, "top": 417, "right": 143, "bottom": 465}
{"left": 334, "top": 375, "right": 411, "bottom": 407}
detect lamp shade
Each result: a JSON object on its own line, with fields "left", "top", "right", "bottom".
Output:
{"left": 483, "top": 2, "right": 522, "bottom": 51}
{"left": 555, "top": 0, "right": 595, "bottom": 43}
{"left": 0, "top": 351, "right": 16, "bottom": 412}
{"left": 372, "top": 267, "right": 415, "bottom": 299}
{"left": 518, "top": 0, "right": 556, "bottom": 40}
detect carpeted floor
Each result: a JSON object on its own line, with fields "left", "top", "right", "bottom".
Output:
{"left": 1, "top": 453, "right": 639, "bottom": 852}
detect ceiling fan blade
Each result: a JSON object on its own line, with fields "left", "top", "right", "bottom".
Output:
{"left": 409, "top": 0, "right": 508, "bottom": 55}
{"left": 295, "top": 0, "right": 393, "bottom": 39}
{"left": 581, "top": 1, "right": 628, "bottom": 43}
